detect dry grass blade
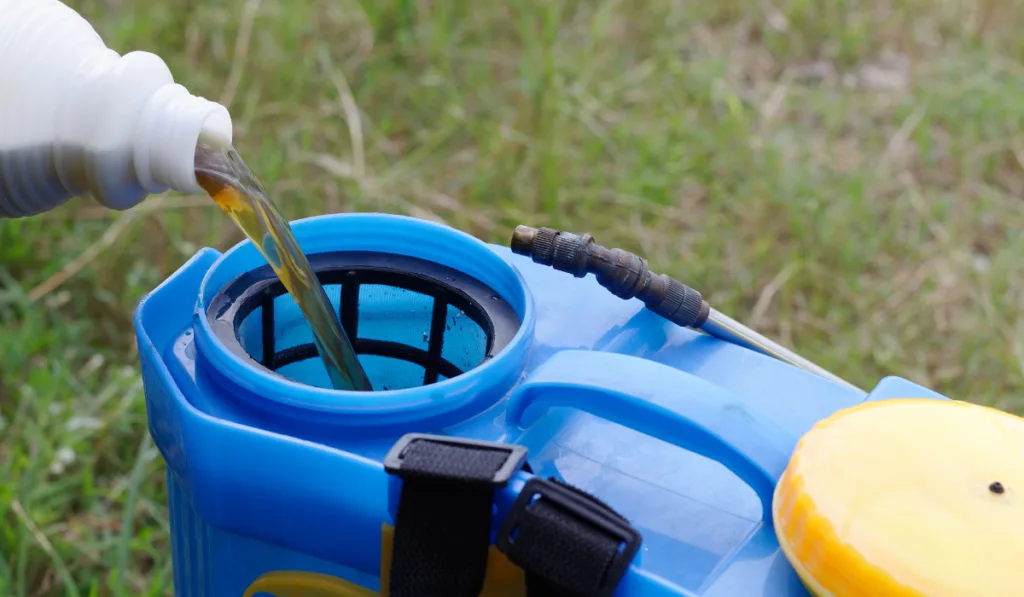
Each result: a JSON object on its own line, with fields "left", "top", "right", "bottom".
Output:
{"left": 66, "top": 196, "right": 216, "bottom": 220}
{"left": 25, "top": 195, "right": 189, "bottom": 303}
{"left": 751, "top": 263, "right": 800, "bottom": 329}
{"left": 27, "top": 210, "right": 140, "bottom": 304}
{"left": 318, "top": 47, "right": 367, "bottom": 182}
{"left": 11, "top": 500, "right": 80, "bottom": 597}
{"left": 219, "top": 0, "right": 263, "bottom": 109}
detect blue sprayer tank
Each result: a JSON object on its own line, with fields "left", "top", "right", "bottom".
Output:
{"left": 135, "top": 212, "right": 949, "bottom": 597}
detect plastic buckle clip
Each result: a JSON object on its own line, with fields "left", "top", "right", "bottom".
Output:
{"left": 496, "top": 477, "right": 642, "bottom": 597}
{"left": 383, "top": 433, "right": 528, "bottom": 487}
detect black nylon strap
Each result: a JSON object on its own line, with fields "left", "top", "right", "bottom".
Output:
{"left": 517, "top": 498, "right": 625, "bottom": 597}
{"left": 389, "top": 478, "right": 495, "bottom": 596}
{"left": 497, "top": 477, "right": 641, "bottom": 597}
{"left": 384, "top": 435, "right": 528, "bottom": 597}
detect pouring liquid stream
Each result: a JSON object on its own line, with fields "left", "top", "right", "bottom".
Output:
{"left": 194, "top": 141, "right": 372, "bottom": 392}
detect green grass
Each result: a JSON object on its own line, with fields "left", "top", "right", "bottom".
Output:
{"left": 3, "top": 0, "right": 1024, "bottom": 593}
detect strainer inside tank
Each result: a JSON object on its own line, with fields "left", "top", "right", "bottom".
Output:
{"left": 206, "top": 251, "right": 522, "bottom": 391}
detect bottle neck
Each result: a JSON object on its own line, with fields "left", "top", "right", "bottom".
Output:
{"left": 133, "top": 84, "right": 233, "bottom": 199}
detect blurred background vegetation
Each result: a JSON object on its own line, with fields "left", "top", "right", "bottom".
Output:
{"left": 3, "top": 0, "right": 1024, "bottom": 594}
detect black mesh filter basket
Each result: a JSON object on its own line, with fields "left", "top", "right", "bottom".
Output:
{"left": 206, "top": 251, "right": 522, "bottom": 391}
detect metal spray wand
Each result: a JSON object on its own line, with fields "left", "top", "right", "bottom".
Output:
{"left": 510, "top": 225, "right": 862, "bottom": 393}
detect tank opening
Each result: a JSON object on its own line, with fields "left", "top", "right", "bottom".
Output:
{"left": 206, "top": 251, "right": 522, "bottom": 391}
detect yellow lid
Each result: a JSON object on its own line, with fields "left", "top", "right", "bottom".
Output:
{"left": 773, "top": 398, "right": 1024, "bottom": 597}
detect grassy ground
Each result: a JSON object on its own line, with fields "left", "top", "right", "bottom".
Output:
{"left": 3, "top": 0, "right": 1024, "bottom": 594}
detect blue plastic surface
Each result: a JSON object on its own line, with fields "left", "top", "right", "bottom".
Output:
{"left": 134, "top": 213, "right": 951, "bottom": 597}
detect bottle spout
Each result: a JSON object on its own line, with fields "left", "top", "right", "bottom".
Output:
{"left": 197, "top": 106, "right": 233, "bottom": 153}
{"left": 132, "top": 84, "right": 234, "bottom": 202}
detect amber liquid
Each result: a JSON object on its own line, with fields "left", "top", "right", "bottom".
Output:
{"left": 194, "top": 142, "right": 372, "bottom": 392}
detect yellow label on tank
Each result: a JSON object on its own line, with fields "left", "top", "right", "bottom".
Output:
{"left": 243, "top": 524, "right": 527, "bottom": 596}
{"left": 773, "top": 398, "right": 1024, "bottom": 597}
{"left": 243, "top": 570, "right": 376, "bottom": 597}
{"left": 379, "top": 524, "right": 527, "bottom": 597}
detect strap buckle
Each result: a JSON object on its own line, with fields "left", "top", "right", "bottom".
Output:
{"left": 496, "top": 477, "right": 642, "bottom": 597}
{"left": 384, "top": 433, "right": 529, "bottom": 486}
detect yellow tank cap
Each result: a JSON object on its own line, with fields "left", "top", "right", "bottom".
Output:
{"left": 773, "top": 398, "right": 1024, "bottom": 597}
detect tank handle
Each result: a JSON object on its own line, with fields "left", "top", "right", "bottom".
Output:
{"left": 506, "top": 350, "right": 796, "bottom": 522}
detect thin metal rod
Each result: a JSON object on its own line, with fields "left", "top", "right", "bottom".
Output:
{"left": 507, "top": 224, "right": 863, "bottom": 393}
{"left": 700, "top": 309, "right": 863, "bottom": 393}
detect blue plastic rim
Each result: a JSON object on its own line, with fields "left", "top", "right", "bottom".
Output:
{"left": 192, "top": 213, "right": 537, "bottom": 429}
{"left": 215, "top": 250, "right": 522, "bottom": 392}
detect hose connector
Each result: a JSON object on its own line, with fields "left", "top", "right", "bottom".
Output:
{"left": 511, "top": 225, "right": 710, "bottom": 328}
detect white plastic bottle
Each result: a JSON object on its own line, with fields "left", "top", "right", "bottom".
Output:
{"left": 0, "top": 0, "right": 233, "bottom": 218}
